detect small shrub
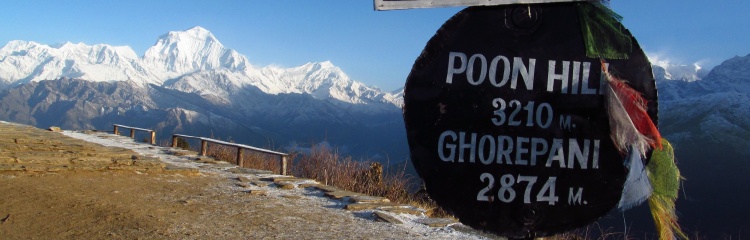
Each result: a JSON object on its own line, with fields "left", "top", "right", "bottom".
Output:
{"left": 175, "top": 138, "right": 190, "bottom": 150}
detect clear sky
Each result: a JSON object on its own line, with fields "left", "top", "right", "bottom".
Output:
{"left": 1, "top": 1, "right": 748, "bottom": 91}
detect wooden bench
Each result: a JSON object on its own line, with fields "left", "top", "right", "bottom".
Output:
{"left": 171, "top": 134, "right": 288, "bottom": 175}
{"left": 113, "top": 124, "right": 156, "bottom": 144}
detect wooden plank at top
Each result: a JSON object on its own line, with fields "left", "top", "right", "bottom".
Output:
{"left": 112, "top": 124, "right": 154, "bottom": 132}
{"left": 374, "top": 0, "right": 593, "bottom": 10}
{"left": 201, "top": 137, "right": 288, "bottom": 156}
{"left": 171, "top": 133, "right": 287, "bottom": 156}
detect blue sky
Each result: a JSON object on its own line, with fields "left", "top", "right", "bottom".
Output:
{"left": 1, "top": 1, "right": 748, "bottom": 91}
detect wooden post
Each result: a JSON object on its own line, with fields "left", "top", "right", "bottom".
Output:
{"left": 150, "top": 131, "right": 156, "bottom": 145}
{"left": 200, "top": 140, "right": 207, "bottom": 156}
{"left": 113, "top": 125, "right": 119, "bottom": 135}
{"left": 171, "top": 136, "right": 178, "bottom": 148}
{"left": 236, "top": 148, "right": 244, "bottom": 167}
{"left": 280, "top": 155, "right": 287, "bottom": 175}
{"left": 129, "top": 129, "right": 135, "bottom": 138}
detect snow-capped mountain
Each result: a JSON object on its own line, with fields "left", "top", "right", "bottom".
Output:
{"left": 0, "top": 26, "right": 408, "bottom": 160}
{"left": 0, "top": 26, "right": 401, "bottom": 109}
{"left": 143, "top": 27, "right": 251, "bottom": 75}
{"left": 656, "top": 54, "right": 750, "bottom": 159}
{"left": 647, "top": 53, "right": 750, "bottom": 237}
{"left": 649, "top": 56, "right": 707, "bottom": 82}
{"left": 0, "top": 40, "right": 155, "bottom": 86}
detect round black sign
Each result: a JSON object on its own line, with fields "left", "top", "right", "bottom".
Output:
{"left": 403, "top": 3, "right": 656, "bottom": 238}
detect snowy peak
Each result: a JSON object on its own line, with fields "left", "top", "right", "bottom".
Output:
{"left": 648, "top": 54, "right": 708, "bottom": 82}
{"left": 143, "top": 26, "right": 250, "bottom": 74}
{"left": 651, "top": 62, "right": 706, "bottom": 82}
{"left": 656, "top": 53, "right": 750, "bottom": 101}
{"left": 0, "top": 26, "right": 402, "bottom": 109}
{"left": 0, "top": 40, "right": 152, "bottom": 85}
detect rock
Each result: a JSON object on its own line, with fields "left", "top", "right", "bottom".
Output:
{"left": 196, "top": 157, "right": 217, "bottom": 163}
{"left": 297, "top": 183, "right": 320, "bottom": 189}
{"left": 131, "top": 155, "right": 139, "bottom": 160}
{"left": 345, "top": 203, "right": 382, "bottom": 211}
{"left": 349, "top": 195, "right": 390, "bottom": 204}
{"left": 237, "top": 176, "right": 254, "bottom": 183}
{"left": 236, "top": 183, "right": 251, "bottom": 188}
{"left": 48, "top": 126, "right": 62, "bottom": 132}
{"left": 382, "top": 207, "right": 424, "bottom": 215}
{"left": 373, "top": 211, "right": 403, "bottom": 224}
{"left": 415, "top": 217, "right": 457, "bottom": 228}
{"left": 247, "top": 190, "right": 268, "bottom": 196}
{"left": 250, "top": 180, "right": 269, "bottom": 187}
{"left": 311, "top": 184, "right": 341, "bottom": 193}
{"left": 325, "top": 191, "right": 361, "bottom": 200}
{"left": 276, "top": 182, "right": 295, "bottom": 189}
{"left": 344, "top": 203, "right": 412, "bottom": 211}
{"left": 273, "top": 177, "right": 312, "bottom": 183}
{"left": 259, "top": 176, "right": 297, "bottom": 182}
{"left": 228, "top": 168, "right": 272, "bottom": 174}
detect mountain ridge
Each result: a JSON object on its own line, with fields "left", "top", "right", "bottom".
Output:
{"left": 0, "top": 26, "right": 402, "bottom": 109}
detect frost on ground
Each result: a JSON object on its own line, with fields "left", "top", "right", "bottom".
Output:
{"left": 60, "top": 130, "right": 494, "bottom": 239}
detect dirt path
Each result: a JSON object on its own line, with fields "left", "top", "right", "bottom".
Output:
{"left": 0, "top": 122, "right": 486, "bottom": 239}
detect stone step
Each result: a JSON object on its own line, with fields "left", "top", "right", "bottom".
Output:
{"left": 373, "top": 211, "right": 403, "bottom": 224}
{"left": 227, "top": 167, "right": 273, "bottom": 175}
{"left": 275, "top": 182, "right": 296, "bottom": 189}
{"left": 415, "top": 217, "right": 457, "bottom": 228}
{"left": 324, "top": 191, "right": 362, "bottom": 200}
{"left": 348, "top": 195, "right": 390, "bottom": 204}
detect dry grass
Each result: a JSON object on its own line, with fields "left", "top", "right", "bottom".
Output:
{"left": 198, "top": 141, "right": 449, "bottom": 217}
{"left": 203, "top": 141, "right": 287, "bottom": 174}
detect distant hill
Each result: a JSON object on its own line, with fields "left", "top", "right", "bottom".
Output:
{"left": 596, "top": 54, "right": 750, "bottom": 238}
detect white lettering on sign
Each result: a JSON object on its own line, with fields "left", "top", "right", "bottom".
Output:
{"left": 476, "top": 173, "right": 560, "bottom": 205}
{"left": 546, "top": 60, "right": 598, "bottom": 95}
{"left": 568, "top": 187, "right": 585, "bottom": 205}
{"left": 446, "top": 52, "right": 606, "bottom": 95}
{"left": 437, "top": 130, "right": 600, "bottom": 170}
{"left": 446, "top": 52, "right": 536, "bottom": 90}
{"left": 491, "top": 98, "right": 554, "bottom": 129}
{"left": 440, "top": 52, "right": 611, "bottom": 207}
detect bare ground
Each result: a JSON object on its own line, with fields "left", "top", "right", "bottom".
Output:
{"left": 0, "top": 168, "right": 454, "bottom": 239}
{"left": 0, "top": 122, "right": 480, "bottom": 239}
